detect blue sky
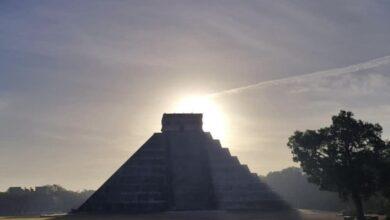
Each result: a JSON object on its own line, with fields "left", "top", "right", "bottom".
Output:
{"left": 1, "top": 0, "right": 390, "bottom": 191}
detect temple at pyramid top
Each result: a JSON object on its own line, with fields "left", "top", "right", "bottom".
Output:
{"left": 77, "top": 113, "right": 289, "bottom": 213}
{"left": 161, "top": 113, "right": 203, "bottom": 132}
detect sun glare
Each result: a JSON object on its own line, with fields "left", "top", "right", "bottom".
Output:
{"left": 174, "top": 95, "right": 226, "bottom": 140}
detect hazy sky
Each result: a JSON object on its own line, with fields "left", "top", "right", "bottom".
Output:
{"left": 1, "top": 0, "right": 390, "bottom": 191}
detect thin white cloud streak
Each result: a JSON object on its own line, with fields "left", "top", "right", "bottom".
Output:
{"left": 207, "top": 55, "right": 390, "bottom": 98}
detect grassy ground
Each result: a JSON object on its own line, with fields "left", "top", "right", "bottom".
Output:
{"left": 0, "top": 210, "right": 385, "bottom": 220}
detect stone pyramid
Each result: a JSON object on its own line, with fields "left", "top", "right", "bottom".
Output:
{"left": 77, "top": 113, "right": 289, "bottom": 213}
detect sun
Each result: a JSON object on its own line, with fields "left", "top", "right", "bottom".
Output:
{"left": 173, "top": 95, "right": 227, "bottom": 140}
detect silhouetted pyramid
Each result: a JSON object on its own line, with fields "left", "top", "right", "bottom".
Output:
{"left": 77, "top": 113, "right": 289, "bottom": 213}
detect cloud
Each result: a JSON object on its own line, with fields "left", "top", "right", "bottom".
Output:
{"left": 207, "top": 55, "right": 390, "bottom": 98}
{"left": 0, "top": 99, "right": 6, "bottom": 111}
{"left": 1, "top": 0, "right": 390, "bottom": 189}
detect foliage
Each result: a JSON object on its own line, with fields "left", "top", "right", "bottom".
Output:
{"left": 265, "top": 167, "right": 390, "bottom": 215}
{"left": 287, "top": 110, "right": 389, "bottom": 219}
{"left": 0, "top": 185, "right": 94, "bottom": 215}
{"left": 265, "top": 167, "right": 344, "bottom": 211}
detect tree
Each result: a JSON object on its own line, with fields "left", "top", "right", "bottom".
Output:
{"left": 287, "top": 110, "right": 388, "bottom": 220}
{"left": 0, "top": 185, "right": 94, "bottom": 215}
{"left": 380, "top": 141, "right": 390, "bottom": 219}
{"left": 266, "top": 167, "right": 344, "bottom": 211}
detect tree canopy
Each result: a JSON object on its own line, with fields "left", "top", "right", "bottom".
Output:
{"left": 287, "top": 110, "right": 389, "bottom": 220}
{"left": 0, "top": 185, "right": 93, "bottom": 215}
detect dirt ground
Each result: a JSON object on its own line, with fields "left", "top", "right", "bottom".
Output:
{"left": 0, "top": 210, "right": 386, "bottom": 220}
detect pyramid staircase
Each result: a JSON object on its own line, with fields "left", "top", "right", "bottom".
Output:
{"left": 77, "top": 114, "right": 288, "bottom": 213}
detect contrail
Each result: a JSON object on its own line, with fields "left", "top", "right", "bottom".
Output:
{"left": 207, "top": 55, "right": 390, "bottom": 98}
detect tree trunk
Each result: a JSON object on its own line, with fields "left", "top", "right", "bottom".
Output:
{"left": 351, "top": 192, "right": 365, "bottom": 220}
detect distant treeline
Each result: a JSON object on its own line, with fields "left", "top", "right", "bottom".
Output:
{"left": 0, "top": 185, "right": 93, "bottom": 215}
{"left": 265, "top": 167, "right": 390, "bottom": 214}
{"left": 1, "top": 168, "right": 389, "bottom": 215}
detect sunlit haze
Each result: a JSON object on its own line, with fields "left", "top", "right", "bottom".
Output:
{"left": 173, "top": 95, "right": 227, "bottom": 140}
{"left": 1, "top": 1, "right": 390, "bottom": 191}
